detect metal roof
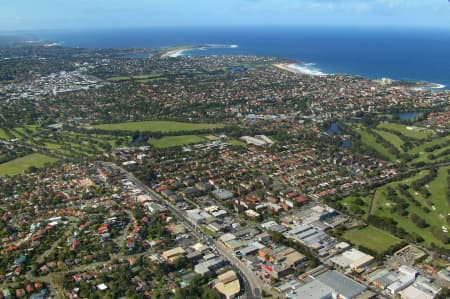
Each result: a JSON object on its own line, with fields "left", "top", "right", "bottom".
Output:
{"left": 317, "top": 270, "right": 367, "bottom": 299}
{"left": 288, "top": 279, "right": 332, "bottom": 299}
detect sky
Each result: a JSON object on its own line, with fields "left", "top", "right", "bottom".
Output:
{"left": 1, "top": 0, "right": 449, "bottom": 31}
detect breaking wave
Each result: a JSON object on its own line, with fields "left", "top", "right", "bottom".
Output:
{"left": 285, "top": 63, "right": 329, "bottom": 76}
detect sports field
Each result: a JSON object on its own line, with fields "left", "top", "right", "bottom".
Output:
{"left": 107, "top": 73, "right": 161, "bottom": 82}
{"left": 149, "top": 135, "right": 206, "bottom": 148}
{"left": 0, "top": 154, "right": 58, "bottom": 176}
{"left": 91, "top": 121, "right": 225, "bottom": 133}
{"left": 342, "top": 226, "right": 402, "bottom": 254}
{"left": 228, "top": 139, "right": 247, "bottom": 147}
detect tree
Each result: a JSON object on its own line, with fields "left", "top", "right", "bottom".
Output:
{"left": 410, "top": 213, "right": 428, "bottom": 228}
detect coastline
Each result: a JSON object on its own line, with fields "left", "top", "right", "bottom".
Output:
{"left": 161, "top": 44, "right": 239, "bottom": 58}
{"left": 32, "top": 32, "right": 449, "bottom": 90}
{"left": 410, "top": 83, "right": 446, "bottom": 91}
{"left": 28, "top": 28, "right": 450, "bottom": 89}
{"left": 273, "top": 63, "right": 327, "bottom": 76}
{"left": 426, "top": 83, "right": 446, "bottom": 89}
{"left": 273, "top": 63, "right": 297, "bottom": 73}
{"left": 161, "top": 47, "right": 192, "bottom": 58}
{"left": 275, "top": 63, "right": 447, "bottom": 90}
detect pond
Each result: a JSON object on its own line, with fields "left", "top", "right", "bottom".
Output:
{"left": 397, "top": 112, "right": 420, "bottom": 120}
{"left": 131, "top": 133, "right": 145, "bottom": 145}
{"left": 341, "top": 139, "right": 351, "bottom": 148}
{"left": 325, "top": 122, "right": 351, "bottom": 148}
{"left": 226, "top": 66, "right": 247, "bottom": 73}
{"left": 326, "top": 122, "right": 341, "bottom": 135}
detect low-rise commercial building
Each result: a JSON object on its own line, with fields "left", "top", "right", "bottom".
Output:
{"left": 161, "top": 247, "right": 186, "bottom": 263}
{"left": 214, "top": 270, "right": 241, "bottom": 299}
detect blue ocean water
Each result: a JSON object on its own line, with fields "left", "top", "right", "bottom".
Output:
{"left": 35, "top": 26, "right": 450, "bottom": 88}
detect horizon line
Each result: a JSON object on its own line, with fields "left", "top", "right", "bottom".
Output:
{"left": 1, "top": 23, "right": 450, "bottom": 34}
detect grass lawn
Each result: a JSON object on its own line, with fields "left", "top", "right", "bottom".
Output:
{"left": 372, "top": 170, "right": 425, "bottom": 214}
{"left": 339, "top": 194, "right": 372, "bottom": 220}
{"left": 0, "top": 154, "right": 58, "bottom": 176}
{"left": 201, "top": 225, "right": 217, "bottom": 237}
{"left": 149, "top": 135, "right": 206, "bottom": 148}
{"left": 350, "top": 123, "right": 446, "bottom": 165}
{"left": 377, "top": 123, "right": 434, "bottom": 140}
{"left": 10, "top": 128, "right": 24, "bottom": 139}
{"left": 372, "top": 167, "right": 450, "bottom": 248}
{"left": 0, "top": 128, "right": 8, "bottom": 139}
{"left": 372, "top": 170, "right": 427, "bottom": 213}
{"left": 352, "top": 125, "right": 397, "bottom": 162}
{"left": 106, "top": 76, "right": 131, "bottom": 81}
{"left": 91, "top": 120, "right": 225, "bottom": 133}
{"left": 24, "top": 125, "right": 39, "bottom": 134}
{"left": 228, "top": 139, "right": 247, "bottom": 147}
{"left": 25, "top": 131, "right": 132, "bottom": 158}
{"left": 407, "top": 136, "right": 450, "bottom": 165}
{"left": 427, "top": 166, "right": 450, "bottom": 222}
{"left": 14, "top": 127, "right": 32, "bottom": 137}
{"left": 44, "top": 142, "right": 63, "bottom": 150}
{"left": 137, "top": 78, "right": 167, "bottom": 83}
{"left": 66, "top": 132, "right": 130, "bottom": 149}
{"left": 107, "top": 74, "right": 161, "bottom": 82}
{"left": 342, "top": 226, "right": 402, "bottom": 254}
{"left": 374, "top": 129, "right": 405, "bottom": 152}
{"left": 7, "top": 126, "right": 40, "bottom": 139}
{"left": 204, "top": 135, "right": 219, "bottom": 141}
{"left": 408, "top": 135, "right": 450, "bottom": 155}
{"left": 42, "top": 141, "right": 98, "bottom": 157}
{"left": 409, "top": 146, "right": 450, "bottom": 165}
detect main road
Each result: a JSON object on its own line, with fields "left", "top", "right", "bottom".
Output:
{"left": 102, "top": 162, "right": 266, "bottom": 299}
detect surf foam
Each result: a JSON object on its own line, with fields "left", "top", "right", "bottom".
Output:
{"left": 285, "top": 63, "right": 328, "bottom": 76}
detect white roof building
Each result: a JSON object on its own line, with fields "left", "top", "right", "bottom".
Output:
{"left": 399, "top": 285, "right": 434, "bottom": 299}
{"left": 219, "top": 233, "right": 236, "bottom": 243}
{"left": 97, "top": 283, "right": 108, "bottom": 291}
{"left": 191, "top": 242, "right": 209, "bottom": 252}
{"left": 331, "top": 248, "right": 374, "bottom": 270}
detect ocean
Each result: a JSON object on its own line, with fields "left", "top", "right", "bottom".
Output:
{"left": 35, "top": 26, "right": 450, "bottom": 89}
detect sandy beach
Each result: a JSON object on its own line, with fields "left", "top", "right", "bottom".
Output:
{"left": 161, "top": 48, "right": 191, "bottom": 58}
{"left": 410, "top": 83, "right": 446, "bottom": 91}
{"left": 161, "top": 44, "right": 239, "bottom": 58}
{"left": 273, "top": 63, "right": 298, "bottom": 73}
{"left": 273, "top": 63, "right": 327, "bottom": 76}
